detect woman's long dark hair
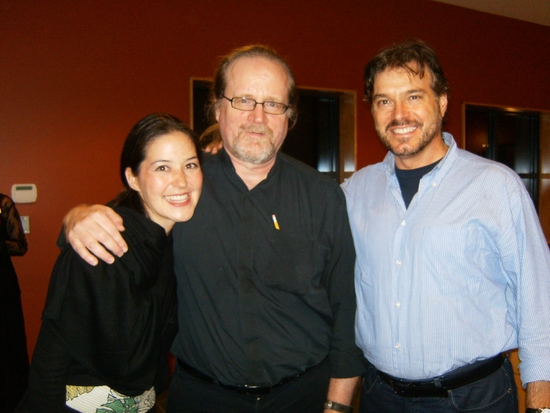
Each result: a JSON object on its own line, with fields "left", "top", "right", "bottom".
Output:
{"left": 113, "top": 113, "right": 200, "bottom": 216}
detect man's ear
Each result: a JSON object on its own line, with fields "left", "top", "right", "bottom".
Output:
{"left": 125, "top": 167, "right": 140, "bottom": 192}
{"left": 439, "top": 93, "right": 448, "bottom": 117}
{"left": 215, "top": 100, "right": 222, "bottom": 122}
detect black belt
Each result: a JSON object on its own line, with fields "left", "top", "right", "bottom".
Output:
{"left": 377, "top": 354, "right": 506, "bottom": 398}
{"left": 177, "top": 359, "right": 306, "bottom": 395}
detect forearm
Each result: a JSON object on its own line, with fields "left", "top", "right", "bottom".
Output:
{"left": 325, "top": 203, "right": 365, "bottom": 376}
{"left": 527, "top": 381, "right": 550, "bottom": 408}
{"left": 324, "top": 377, "right": 359, "bottom": 412}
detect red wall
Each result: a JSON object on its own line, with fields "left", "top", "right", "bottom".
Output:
{"left": 2, "top": 0, "right": 549, "bottom": 356}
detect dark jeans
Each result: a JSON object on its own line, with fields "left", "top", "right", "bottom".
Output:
{"left": 166, "top": 359, "right": 330, "bottom": 413}
{"left": 360, "top": 358, "right": 518, "bottom": 413}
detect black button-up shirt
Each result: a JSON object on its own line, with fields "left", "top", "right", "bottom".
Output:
{"left": 171, "top": 150, "right": 363, "bottom": 386}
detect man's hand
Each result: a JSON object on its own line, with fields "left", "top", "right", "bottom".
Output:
{"left": 200, "top": 126, "right": 224, "bottom": 154}
{"left": 64, "top": 204, "right": 127, "bottom": 266}
{"left": 205, "top": 141, "right": 223, "bottom": 154}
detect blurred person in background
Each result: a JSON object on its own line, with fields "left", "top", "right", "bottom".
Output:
{"left": 0, "top": 192, "right": 29, "bottom": 413}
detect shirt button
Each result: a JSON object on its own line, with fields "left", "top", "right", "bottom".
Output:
{"left": 396, "top": 260, "right": 402, "bottom": 266}
{"left": 401, "top": 220, "right": 406, "bottom": 226}
{"left": 432, "top": 182, "right": 437, "bottom": 187}
{"left": 396, "top": 302, "right": 401, "bottom": 308}
{"left": 395, "top": 343, "right": 401, "bottom": 349}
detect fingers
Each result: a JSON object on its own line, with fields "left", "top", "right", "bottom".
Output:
{"left": 203, "top": 141, "right": 224, "bottom": 155}
{"left": 71, "top": 238, "right": 100, "bottom": 266}
{"left": 64, "top": 204, "right": 127, "bottom": 265}
{"left": 97, "top": 208, "right": 127, "bottom": 254}
{"left": 104, "top": 207, "right": 126, "bottom": 232}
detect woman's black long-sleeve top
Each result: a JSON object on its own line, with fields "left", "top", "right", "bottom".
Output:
{"left": 21, "top": 207, "right": 177, "bottom": 412}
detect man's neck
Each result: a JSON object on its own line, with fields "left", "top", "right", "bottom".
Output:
{"left": 229, "top": 153, "right": 277, "bottom": 190}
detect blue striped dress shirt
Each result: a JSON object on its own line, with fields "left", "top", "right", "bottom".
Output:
{"left": 342, "top": 133, "right": 550, "bottom": 385}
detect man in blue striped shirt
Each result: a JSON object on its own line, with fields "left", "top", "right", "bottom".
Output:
{"left": 342, "top": 39, "right": 550, "bottom": 413}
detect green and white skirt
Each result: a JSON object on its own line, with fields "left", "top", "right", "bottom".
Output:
{"left": 65, "top": 385, "right": 155, "bottom": 413}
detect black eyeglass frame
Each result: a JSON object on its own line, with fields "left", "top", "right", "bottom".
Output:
{"left": 221, "top": 95, "right": 289, "bottom": 115}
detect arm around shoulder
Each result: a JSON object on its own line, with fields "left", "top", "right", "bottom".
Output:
{"left": 63, "top": 204, "right": 127, "bottom": 266}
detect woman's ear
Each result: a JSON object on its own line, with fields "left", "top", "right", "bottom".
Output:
{"left": 125, "top": 167, "right": 140, "bottom": 192}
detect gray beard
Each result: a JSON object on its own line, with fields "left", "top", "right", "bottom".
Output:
{"left": 229, "top": 126, "right": 276, "bottom": 164}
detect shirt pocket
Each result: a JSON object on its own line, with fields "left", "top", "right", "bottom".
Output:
{"left": 420, "top": 224, "right": 483, "bottom": 296}
{"left": 261, "top": 231, "right": 322, "bottom": 295}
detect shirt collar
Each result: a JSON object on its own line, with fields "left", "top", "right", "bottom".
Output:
{"left": 382, "top": 132, "right": 458, "bottom": 184}
{"left": 217, "top": 148, "right": 283, "bottom": 190}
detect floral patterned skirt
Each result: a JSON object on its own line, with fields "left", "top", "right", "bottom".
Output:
{"left": 65, "top": 385, "right": 155, "bottom": 413}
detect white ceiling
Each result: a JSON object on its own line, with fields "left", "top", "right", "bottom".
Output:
{"left": 429, "top": 0, "right": 550, "bottom": 27}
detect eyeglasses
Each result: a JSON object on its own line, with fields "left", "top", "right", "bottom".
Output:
{"left": 222, "top": 95, "right": 289, "bottom": 115}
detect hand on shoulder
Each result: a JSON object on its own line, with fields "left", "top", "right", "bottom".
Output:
{"left": 64, "top": 204, "right": 127, "bottom": 266}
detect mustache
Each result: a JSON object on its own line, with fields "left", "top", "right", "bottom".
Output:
{"left": 385, "top": 119, "right": 422, "bottom": 132}
{"left": 241, "top": 125, "right": 273, "bottom": 134}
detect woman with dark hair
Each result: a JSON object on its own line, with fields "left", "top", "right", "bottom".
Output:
{"left": 17, "top": 113, "right": 202, "bottom": 412}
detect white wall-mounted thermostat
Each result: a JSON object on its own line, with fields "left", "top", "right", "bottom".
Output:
{"left": 11, "top": 183, "right": 38, "bottom": 203}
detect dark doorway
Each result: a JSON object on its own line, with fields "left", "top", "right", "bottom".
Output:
{"left": 465, "top": 105, "right": 540, "bottom": 207}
